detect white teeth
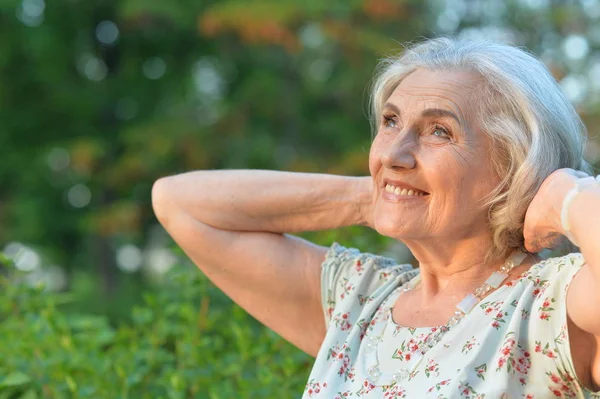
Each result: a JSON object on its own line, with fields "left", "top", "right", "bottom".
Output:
{"left": 384, "top": 183, "right": 424, "bottom": 197}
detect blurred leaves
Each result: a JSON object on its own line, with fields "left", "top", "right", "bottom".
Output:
{"left": 0, "top": 0, "right": 425, "bottom": 275}
{"left": 0, "top": 256, "right": 315, "bottom": 398}
{"left": 2, "top": 0, "right": 600, "bottom": 397}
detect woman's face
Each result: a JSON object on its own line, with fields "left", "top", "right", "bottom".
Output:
{"left": 369, "top": 68, "right": 500, "bottom": 242}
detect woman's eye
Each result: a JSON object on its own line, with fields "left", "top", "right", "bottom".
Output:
{"left": 432, "top": 125, "right": 451, "bottom": 139}
{"left": 383, "top": 115, "right": 397, "bottom": 128}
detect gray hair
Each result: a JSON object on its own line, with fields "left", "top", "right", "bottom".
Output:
{"left": 370, "top": 37, "right": 592, "bottom": 260}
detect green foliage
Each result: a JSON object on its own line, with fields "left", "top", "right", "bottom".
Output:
{"left": 2, "top": 1, "right": 600, "bottom": 397}
{"left": 0, "top": 254, "right": 314, "bottom": 398}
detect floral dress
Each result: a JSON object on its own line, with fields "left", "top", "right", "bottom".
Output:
{"left": 302, "top": 243, "right": 600, "bottom": 399}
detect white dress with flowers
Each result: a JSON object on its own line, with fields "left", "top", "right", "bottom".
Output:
{"left": 302, "top": 243, "right": 600, "bottom": 399}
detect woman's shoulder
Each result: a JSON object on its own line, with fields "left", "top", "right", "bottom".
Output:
{"left": 320, "top": 242, "right": 417, "bottom": 328}
{"left": 513, "top": 251, "right": 585, "bottom": 309}
{"left": 322, "top": 242, "right": 416, "bottom": 291}
{"left": 324, "top": 242, "right": 414, "bottom": 272}
{"left": 527, "top": 251, "right": 585, "bottom": 280}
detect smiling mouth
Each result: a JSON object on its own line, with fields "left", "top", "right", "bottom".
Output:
{"left": 384, "top": 183, "right": 428, "bottom": 197}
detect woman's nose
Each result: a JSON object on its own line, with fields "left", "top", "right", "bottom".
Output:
{"left": 381, "top": 133, "right": 417, "bottom": 170}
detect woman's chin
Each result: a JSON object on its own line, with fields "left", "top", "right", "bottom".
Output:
{"left": 373, "top": 217, "right": 413, "bottom": 240}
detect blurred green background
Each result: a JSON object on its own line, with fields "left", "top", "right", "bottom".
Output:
{"left": 1, "top": 0, "right": 600, "bottom": 397}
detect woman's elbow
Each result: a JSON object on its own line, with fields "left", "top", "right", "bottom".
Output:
{"left": 151, "top": 177, "right": 177, "bottom": 225}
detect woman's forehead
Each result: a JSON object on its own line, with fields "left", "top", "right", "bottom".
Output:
{"left": 387, "top": 69, "right": 482, "bottom": 126}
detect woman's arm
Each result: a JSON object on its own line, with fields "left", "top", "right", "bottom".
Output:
{"left": 151, "top": 170, "right": 372, "bottom": 357}
{"left": 153, "top": 170, "right": 373, "bottom": 233}
{"left": 524, "top": 169, "right": 600, "bottom": 388}
{"left": 525, "top": 170, "right": 600, "bottom": 388}
{"left": 556, "top": 179, "right": 600, "bottom": 335}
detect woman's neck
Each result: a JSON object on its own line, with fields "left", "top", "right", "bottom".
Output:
{"left": 402, "top": 234, "right": 528, "bottom": 302}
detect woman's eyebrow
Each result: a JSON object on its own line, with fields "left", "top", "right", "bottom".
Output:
{"left": 421, "top": 108, "right": 462, "bottom": 126}
{"left": 382, "top": 102, "right": 401, "bottom": 116}
{"left": 382, "top": 103, "right": 463, "bottom": 127}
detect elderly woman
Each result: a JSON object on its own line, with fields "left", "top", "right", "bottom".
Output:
{"left": 151, "top": 37, "right": 600, "bottom": 397}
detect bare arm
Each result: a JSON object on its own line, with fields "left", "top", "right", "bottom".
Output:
{"left": 562, "top": 183, "right": 600, "bottom": 389}
{"left": 152, "top": 170, "right": 373, "bottom": 356}
{"left": 533, "top": 172, "right": 600, "bottom": 388}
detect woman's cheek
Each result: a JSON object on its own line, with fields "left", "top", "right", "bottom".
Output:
{"left": 368, "top": 143, "right": 381, "bottom": 176}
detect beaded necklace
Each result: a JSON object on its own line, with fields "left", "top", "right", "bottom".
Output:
{"left": 363, "top": 250, "right": 527, "bottom": 386}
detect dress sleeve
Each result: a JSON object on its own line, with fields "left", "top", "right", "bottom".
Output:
{"left": 529, "top": 252, "right": 600, "bottom": 395}
{"left": 320, "top": 242, "right": 416, "bottom": 330}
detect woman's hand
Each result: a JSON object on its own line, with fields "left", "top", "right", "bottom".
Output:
{"left": 523, "top": 168, "right": 584, "bottom": 252}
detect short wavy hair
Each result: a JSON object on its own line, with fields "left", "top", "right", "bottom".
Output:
{"left": 370, "top": 37, "right": 592, "bottom": 260}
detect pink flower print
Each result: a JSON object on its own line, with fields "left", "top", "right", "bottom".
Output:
{"left": 357, "top": 379, "right": 376, "bottom": 396}
{"left": 355, "top": 259, "right": 363, "bottom": 274}
{"left": 532, "top": 288, "right": 541, "bottom": 297}
{"left": 538, "top": 297, "right": 556, "bottom": 321}
{"left": 332, "top": 311, "right": 352, "bottom": 331}
{"left": 457, "top": 381, "right": 480, "bottom": 398}
{"left": 535, "top": 340, "right": 558, "bottom": 360}
{"left": 425, "top": 358, "right": 440, "bottom": 378}
{"left": 498, "top": 357, "right": 505, "bottom": 369}
{"left": 304, "top": 379, "right": 325, "bottom": 397}
{"left": 379, "top": 271, "right": 393, "bottom": 282}
{"left": 383, "top": 384, "right": 407, "bottom": 398}
{"left": 481, "top": 300, "right": 508, "bottom": 329}
{"left": 327, "top": 344, "right": 355, "bottom": 382}
{"left": 339, "top": 277, "right": 355, "bottom": 300}
{"left": 461, "top": 337, "right": 479, "bottom": 354}
{"left": 519, "top": 377, "right": 526, "bottom": 385}
{"left": 334, "top": 391, "right": 351, "bottom": 399}
{"left": 474, "top": 363, "right": 487, "bottom": 380}
{"left": 358, "top": 294, "right": 372, "bottom": 306}
{"left": 542, "top": 299, "right": 550, "bottom": 308}
{"left": 327, "top": 307, "right": 334, "bottom": 319}
{"left": 555, "top": 324, "right": 568, "bottom": 345}
{"left": 496, "top": 332, "right": 531, "bottom": 376}
{"left": 428, "top": 379, "right": 451, "bottom": 393}
{"left": 357, "top": 319, "right": 369, "bottom": 341}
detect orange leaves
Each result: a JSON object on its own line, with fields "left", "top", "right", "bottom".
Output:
{"left": 362, "top": 0, "right": 408, "bottom": 20}
{"left": 198, "top": 0, "right": 408, "bottom": 54}
{"left": 322, "top": 20, "right": 398, "bottom": 56}
{"left": 199, "top": 1, "right": 300, "bottom": 51}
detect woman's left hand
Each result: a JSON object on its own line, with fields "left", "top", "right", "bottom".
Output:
{"left": 523, "top": 168, "right": 585, "bottom": 253}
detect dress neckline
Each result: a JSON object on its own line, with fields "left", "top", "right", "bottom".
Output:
{"left": 385, "top": 261, "right": 539, "bottom": 330}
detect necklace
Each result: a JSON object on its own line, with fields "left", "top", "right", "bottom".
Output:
{"left": 363, "top": 250, "right": 527, "bottom": 386}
